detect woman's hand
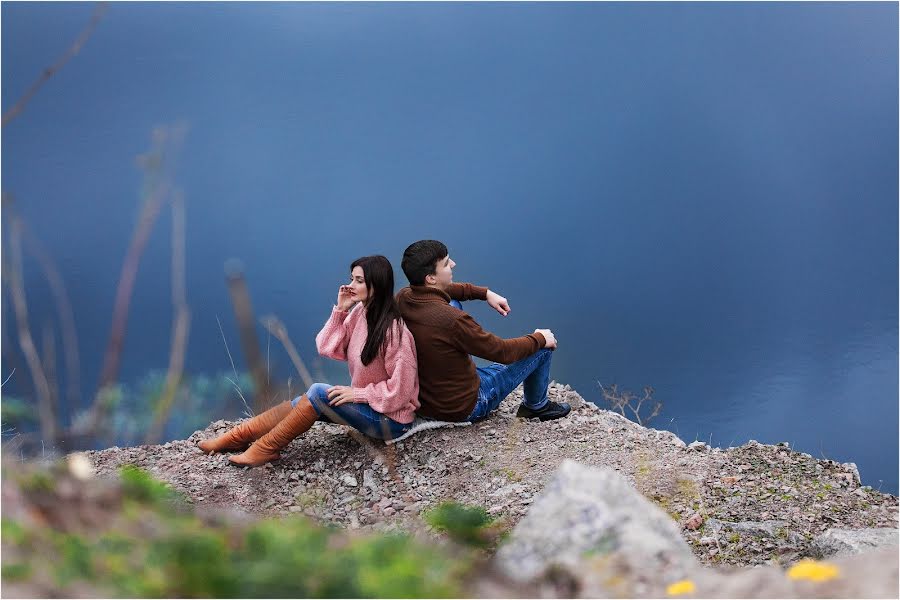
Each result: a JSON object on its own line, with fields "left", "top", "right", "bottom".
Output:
{"left": 336, "top": 285, "right": 355, "bottom": 311}
{"left": 327, "top": 385, "right": 357, "bottom": 406}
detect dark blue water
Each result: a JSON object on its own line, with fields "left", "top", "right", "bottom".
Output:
{"left": 3, "top": 3, "right": 897, "bottom": 492}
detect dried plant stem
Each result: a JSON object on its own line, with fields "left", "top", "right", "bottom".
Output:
{"left": 5, "top": 216, "right": 57, "bottom": 441}
{"left": 2, "top": 2, "right": 108, "bottom": 127}
{"left": 41, "top": 320, "right": 60, "bottom": 424}
{"left": 83, "top": 179, "right": 171, "bottom": 435}
{"left": 225, "top": 267, "right": 272, "bottom": 413}
{"left": 145, "top": 192, "right": 190, "bottom": 444}
{"left": 20, "top": 217, "right": 82, "bottom": 421}
{"left": 258, "top": 315, "right": 314, "bottom": 390}
{"left": 144, "top": 307, "right": 190, "bottom": 444}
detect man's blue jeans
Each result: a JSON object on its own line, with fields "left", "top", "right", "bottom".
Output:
{"left": 292, "top": 383, "right": 411, "bottom": 441}
{"left": 449, "top": 299, "right": 554, "bottom": 422}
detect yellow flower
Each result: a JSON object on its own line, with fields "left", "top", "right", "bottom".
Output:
{"left": 787, "top": 559, "right": 840, "bottom": 582}
{"left": 666, "top": 579, "right": 696, "bottom": 596}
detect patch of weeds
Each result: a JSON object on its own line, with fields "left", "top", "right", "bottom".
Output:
{"left": 423, "top": 501, "right": 495, "bottom": 549}
{"left": 119, "top": 465, "right": 185, "bottom": 506}
{"left": 1, "top": 518, "right": 29, "bottom": 547}
{"left": 53, "top": 533, "right": 94, "bottom": 586}
{"left": 497, "top": 467, "right": 521, "bottom": 482}
{"left": 294, "top": 489, "right": 327, "bottom": 510}
{"left": 1, "top": 563, "right": 31, "bottom": 581}
{"left": 675, "top": 477, "right": 700, "bottom": 500}
{"left": 8, "top": 464, "right": 470, "bottom": 598}
{"left": 18, "top": 471, "right": 55, "bottom": 494}
{"left": 728, "top": 532, "right": 741, "bottom": 544}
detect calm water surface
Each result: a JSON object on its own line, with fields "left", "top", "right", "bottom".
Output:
{"left": 2, "top": 3, "right": 897, "bottom": 491}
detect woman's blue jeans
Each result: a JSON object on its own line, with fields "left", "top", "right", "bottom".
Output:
{"left": 449, "top": 299, "right": 554, "bottom": 422}
{"left": 292, "top": 383, "right": 411, "bottom": 441}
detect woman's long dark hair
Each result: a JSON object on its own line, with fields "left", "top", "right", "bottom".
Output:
{"left": 351, "top": 255, "right": 404, "bottom": 366}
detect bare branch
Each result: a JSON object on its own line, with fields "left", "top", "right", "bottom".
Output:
{"left": 5, "top": 215, "right": 57, "bottom": 441}
{"left": 258, "top": 315, "right": 314, "bottom": 390}
{"left": 19, "top": 216, "right": 82, "bottom": 422}
{"left": 2, "top": 2, "right": 108, "bottom": 127}
{"left": 145, "top": 191, "right": 191, "bottom": 445}
{"left": 41, "top": 319, "right": 60, "bottom": 425}
{"left": 598, "top": 381, "right": 662, "bottom": 427}
{"left": 82, "top": 127, "right": 185, "bottom": 435}
{"left": 144, "top": 307, "right": 190, "bottom": 445}
{"left": 224, "top": 264, "right": 273, "bottom": 413}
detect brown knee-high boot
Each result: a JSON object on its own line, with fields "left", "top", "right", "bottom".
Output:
{"left": 229, "top": 395, "right": 319, "bottom": 467}
{"left": 197, "top": 400, "right": 293, "bottom": 454}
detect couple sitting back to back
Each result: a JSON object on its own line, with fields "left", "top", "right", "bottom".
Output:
{"left": 199, "top": 240, "right": 570, "bottom": 467}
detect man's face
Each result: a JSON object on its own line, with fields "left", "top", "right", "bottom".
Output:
{"left": 427, "top": 255, "right": 455, "bottom": 289}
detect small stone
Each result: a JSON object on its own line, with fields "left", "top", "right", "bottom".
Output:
{"left": 341, "top": 474, "right": 358, "bottom": 487}
{"left": 363, "top": 469, "right": 377, "bottom": 491}
{"left": 684, "top": 513, "right": 704, "bottom": 530}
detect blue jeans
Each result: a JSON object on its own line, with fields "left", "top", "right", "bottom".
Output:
{"left": 293, "top": 383, "right": 411, "bottom": 441}
{"left": 449, "top": 300, "right": 554, "bottom": 422}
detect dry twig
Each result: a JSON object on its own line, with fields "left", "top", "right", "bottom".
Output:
{"left": 19, "top": 216, "right": 83, "bottom": 420}
{"left": 82, "top": 125, "right": 185, "bottom": 436}
{"left": 598, "top": 382, "right": 661, "bottom": 426}
{"left": 5, "top": 215, "right": 57, "bottom": 441}
{"left": 224, "top": 265, "right": 273, "bottom": 413}
{"left": 2, "top": 2, "right": 108, "bottom": 127}
{"left": 145, "top": 190, "right": 191, "bottom": 444}
{"left": 258, "top": 315, "right": 314, "bottom": 390}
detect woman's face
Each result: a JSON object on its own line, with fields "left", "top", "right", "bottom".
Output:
{"left": 348, "top": 266, "right": 369, "bottom": 304}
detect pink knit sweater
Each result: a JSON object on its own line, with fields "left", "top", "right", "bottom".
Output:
{"left": 315, "top": 304, "right": 420, "bottom": 424}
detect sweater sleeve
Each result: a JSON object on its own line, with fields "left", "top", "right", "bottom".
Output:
{"left": 447, "top": 282, "right": 489, "bottom": 302}
{"left": 351, "top": 322, "right": 419, "bottom": 414}
{"left": 452, "top": 312, "right": 546, "bottom": 364}
{"left": 315, "top": 305, "right": 354, "bottom": 361}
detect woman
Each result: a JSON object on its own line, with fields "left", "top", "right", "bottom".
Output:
{"left": 198, "top": 255, "right": 419, "bottom": 467}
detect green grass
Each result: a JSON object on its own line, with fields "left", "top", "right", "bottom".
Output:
{"left": 3, "top": 465, "right": 471, "bottom": 598}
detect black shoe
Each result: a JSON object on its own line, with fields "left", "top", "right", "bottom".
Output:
{"left": 515, "top": 400, "right": 571, "bottom": 421}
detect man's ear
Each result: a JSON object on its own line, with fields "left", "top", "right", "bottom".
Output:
{"left": 425, "top": 273, "right": 436, "bottom": 285}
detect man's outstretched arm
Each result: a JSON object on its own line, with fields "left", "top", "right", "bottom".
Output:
{"left": 453, "top": 312, "right": 547, "bottom": 364}
{"left": 447, "top": 283, "right": 511, "bottom": 316}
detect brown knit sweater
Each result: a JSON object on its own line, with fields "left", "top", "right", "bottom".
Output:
{"left": 396, "top": 283, "right": 546, "bottom": 421}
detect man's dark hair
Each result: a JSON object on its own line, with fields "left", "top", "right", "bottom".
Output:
{"left": 401, "top": 240, "right": 448, "bottom": 285}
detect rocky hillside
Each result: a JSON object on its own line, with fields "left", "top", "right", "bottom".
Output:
{"left": 80, "top": 382, "right": 897, "bottom": 570}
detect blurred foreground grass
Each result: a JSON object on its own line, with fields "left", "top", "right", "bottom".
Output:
{"left": 2, "top": 461, "right": 480, "bottom": 598}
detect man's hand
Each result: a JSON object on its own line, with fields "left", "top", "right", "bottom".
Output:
{"left": 486, "top": 289, "right": 510, "bottom": 317}
{"left": 534, "top": 328, "right": 557, "bottom": 349}
{"left": 327, "top": 385, "right": 357, "bottom": 407}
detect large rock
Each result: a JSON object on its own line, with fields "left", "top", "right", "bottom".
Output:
{"left": 688, "top": 546, "right": 899, "bottom": 599}
{"left": 494, "top": 460, "right": 697, "bottom": 584}
{"left": 809, "top": 528, "right": 899, "bottom": 559}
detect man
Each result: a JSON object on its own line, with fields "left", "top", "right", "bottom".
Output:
{"left": 396, "top": 240, "right": 570, "bottom": 423}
